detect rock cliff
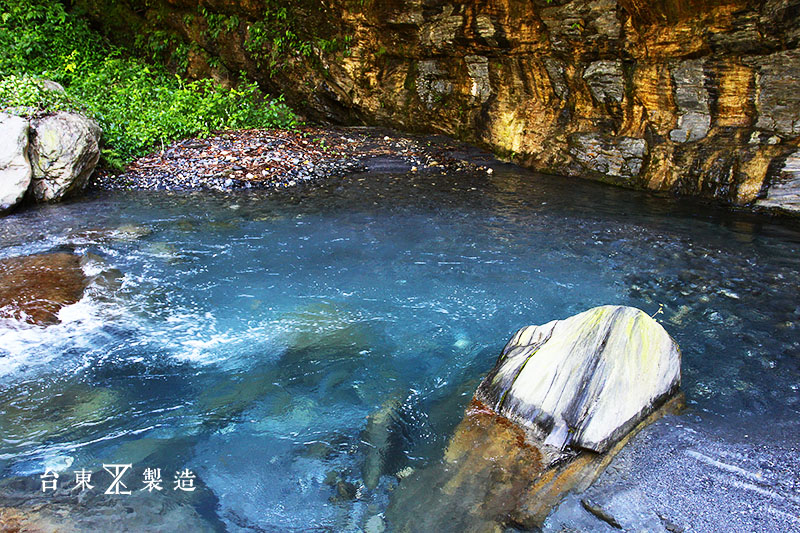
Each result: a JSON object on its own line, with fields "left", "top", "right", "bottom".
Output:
{"left": 76, "top": 0, "right": 800, "bottom": 213}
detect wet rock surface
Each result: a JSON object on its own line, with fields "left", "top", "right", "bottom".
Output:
{"left": 388, "top": 306, "right": 683, "bottom": 531}
{"left": 387, "top": 396, "right": 684, "bottom": 532}
{"left": 543, "top": 417, "right": 800, "bottom": 533}
{"left": 0, "top": 252, "right": 88, "bottom": 326}
{"left": 477, "top": 306, "right": 681, "bottom": 453}
{"left": 90, "top": 127, "right": 496, "bottom": 192}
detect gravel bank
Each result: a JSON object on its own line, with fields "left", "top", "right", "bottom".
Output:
{"left": 90, "top": 126, "right": 497, "bottom": 192}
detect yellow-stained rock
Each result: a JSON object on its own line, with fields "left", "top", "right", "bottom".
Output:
{"left": 77, "top": 0, "right": 800, "bottom": 214}
{"left": 386, "top": 395, "right": 684, "bottom": 532}
{"left": 387, "top": 306, "right": 684, "bottom": 532}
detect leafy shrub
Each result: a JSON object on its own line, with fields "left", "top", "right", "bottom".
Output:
{"left": 243, "top": 2, "right": 351, "bottom": 74}
{"left": 68, "top": 59, "right": 297, "bottom": 160}
{"left": 0, "top": 74, "right": 80, "bottom": 113}
{"left": 0, "top": 0, "right": 298, "bottom": 163}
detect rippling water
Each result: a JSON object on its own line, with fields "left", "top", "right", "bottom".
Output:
{"left": 0, "top": 165, "right": 798, "bottom": 531}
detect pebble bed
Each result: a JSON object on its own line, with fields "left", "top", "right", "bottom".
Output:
{"left": 90, "top": 126, "right": 495, "bottom": 191}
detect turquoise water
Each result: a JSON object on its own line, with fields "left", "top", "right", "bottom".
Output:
{"left": 0, "top": 166, "right": 798, "bottom": 531}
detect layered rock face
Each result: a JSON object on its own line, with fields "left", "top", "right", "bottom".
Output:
{"left": 79, "top": 0, "right": 800, "bottom": 212}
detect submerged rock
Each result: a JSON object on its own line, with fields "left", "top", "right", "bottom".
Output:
{"left": 0, "top": 381, "right": 119, "bottom": 445}
{"left": 275, "top": 300, "right": 397, "bottom": 406}
{"left": 388, "top": 394, "right": 684, "bottom": 532}
{"left": 387, "top": 305, "right": 682, "bottom": 531}
{"left": 0, "top": 475, "right": 218, "bottom": 533}
{"left": 0, "top": 252, "right": 88, "bottom": 325}
{"left": 360, "top": 397, "right": 405, "bottom": 490}
{"left": 0, "top": 113, "right": 31, "bottom": 214}
{"left": 477, "top": 305, "right": 681, "bottom": 453}
{"left": 282, "top": 300, "right": 373, "bottom": 353}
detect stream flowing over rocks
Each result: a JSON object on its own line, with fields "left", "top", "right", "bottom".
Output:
{"left": 0, "top": 252, "right": 88, "bottom": 326}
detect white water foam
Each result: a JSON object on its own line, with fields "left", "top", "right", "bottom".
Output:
{"left": 0, "top": 296, "right": 108, "bottom": 377}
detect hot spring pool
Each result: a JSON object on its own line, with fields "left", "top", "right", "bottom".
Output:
{"left": 0, "top": 165, "right": 798, "bottom": 531}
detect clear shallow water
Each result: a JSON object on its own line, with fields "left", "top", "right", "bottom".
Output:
{"left": 0, "top": 166, "right": 798, "bottom": 531}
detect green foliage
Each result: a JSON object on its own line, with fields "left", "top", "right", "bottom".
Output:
{"left": 242, "top": 2, "right": 350, "bottom": 73}
{"left": 134, "top": 28, "right": 182, "bottom": 67}
{"left": 0, "top": 74, "right": 80, "bottom": 113}
{"left": 200, "top": 7, "right": 240, "bottom": 41}
{"left": 69, "top": 59, "right": 297, "bottom": 160}
{"left": 0, "top": 0, "right": 298, "bottom": 163}
{"left": 0, "top": 0, "right": 103, "bottom": 75}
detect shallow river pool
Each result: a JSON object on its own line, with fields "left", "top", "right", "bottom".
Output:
{"left": 1, "top": 164, "right": 799, "bottom": 531}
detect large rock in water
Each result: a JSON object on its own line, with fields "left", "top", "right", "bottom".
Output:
{"left": 0, "top": 252, "right": 88, "bottom": 325}
{"left": 386, "top": 306, "right": 682, "bottom": 531}
{"left": 29, "top": 112, "right": 101, "bottom": 202}
{"left": 0, "top": 113, "right": 32, "bottom": 214}
{"left": 476, "top": 305, "right": 681, "bottom": 452}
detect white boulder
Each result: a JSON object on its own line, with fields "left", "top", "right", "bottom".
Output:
{"left": 0, "top": 113, "right": 32, "bottom": 213}
{"left": 476, "top": 305, "right": 681, "bottom": 452}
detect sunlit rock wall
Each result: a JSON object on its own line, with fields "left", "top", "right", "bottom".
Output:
{"left": 78, "top": 0, "right": 800, "bottom": 212}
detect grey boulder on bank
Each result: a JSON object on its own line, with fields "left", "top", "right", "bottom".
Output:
{"left": 0, "top": 113, "right": 32, "bottom": 214}
{"left": 477, "top": 305, "right": 681, "bottom": 453}
{"left": 0, "top": 104, "right": 101, "bottom": 214}
{"left": 30, "top": 112, "right": 101, "bottom": 202}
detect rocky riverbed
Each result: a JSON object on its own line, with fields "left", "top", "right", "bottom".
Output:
{"left": 90, "top": 126, "right": 498, "bottom": 192}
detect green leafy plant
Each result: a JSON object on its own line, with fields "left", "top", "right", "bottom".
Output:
{"left": 0, "top": 0, "right": 298, "bottom": 165}
{"left": 243, "top": 1, "right": 351, "bottom": 74}
{"left": 0, "top": 74, "right": 80, "bottom": 113}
